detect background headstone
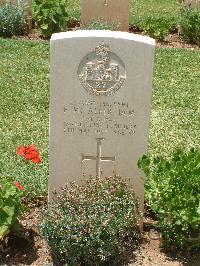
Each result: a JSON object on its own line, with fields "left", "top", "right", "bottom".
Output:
{"left": 49, "top": 31, "right": 155, "bottom": 215}
{"left": 182, "top": 0, "right": 200, "bottom": 8}
{"left": 80, "top": 0, "right": 130, "bottom": 31}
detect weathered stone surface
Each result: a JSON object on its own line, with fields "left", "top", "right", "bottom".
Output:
{"left": 80, "top": 0, "right": 130, "bottom": 31}
{"left": 49, "top": 31, "right": 155, "bottom": 215}
{"left": 182, "top": 0, "right": 200, "bottom": 8}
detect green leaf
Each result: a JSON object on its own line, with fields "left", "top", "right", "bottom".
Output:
{"left": 0, "top": 225, "right": 10, "bottom": 239}
{"left": 41, "top": 24, "right": 48, "bottom": 30}
{"left": 4, "top": 186, "right": 16, "bottom": 198}
{"left": 175, "top": 220, "right": 182, "bottom": 225}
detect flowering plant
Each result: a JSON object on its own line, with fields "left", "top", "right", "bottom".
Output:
{"left": 41, "top": 176, "right": 141, "bottom": 265}
{"left": 17, "top": 144, "right": 42, "bottom": 163}
{"left": 0, "top": 177, "right": 26, "bottom": 239}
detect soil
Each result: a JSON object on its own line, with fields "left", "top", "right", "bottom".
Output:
{"left": 12, "top": 25, "right": 200, "bottom": 50}
{"left": 129, "top": 26, "right": 200, "bottom": 50}
{"left": 0, "top": 202, "right": 199, "bottom": 266}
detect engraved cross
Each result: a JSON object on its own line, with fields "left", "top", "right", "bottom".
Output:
{"left": 82, "top": 138, "right": 115, "bottom": 177}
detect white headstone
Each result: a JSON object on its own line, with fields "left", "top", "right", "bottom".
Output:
{"left": 80, "top": 0, "right": 130, "bottom": 31}
{"left": 49, "top": 31, "right": 155, "bottom": 214}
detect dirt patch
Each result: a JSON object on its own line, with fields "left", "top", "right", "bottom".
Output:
{"left": 129, "top": 26, "right": 200, "bottom": 50}
{"left": 0, "top": 204, "right": 199, "bottom": 266}
{"left": 11, "top": 26, "right": 200, "bottom": 51}
{"left": 157, "top": 33, "right": 200, "bottom": 50}
{"left": 0, "top": 204, "right": 51, "bottom": 265}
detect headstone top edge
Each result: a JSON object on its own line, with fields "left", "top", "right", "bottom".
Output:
{"left": 51, "top": 30, "right": 155, "bottom": 46}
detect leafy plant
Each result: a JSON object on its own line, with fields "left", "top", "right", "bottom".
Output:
{"left": 0, "top": 2, "right": 26, "bottom": 37}
{"left": 80, "top": 17, "right": 119, "bottom": 31}
{"left": 0, "top": 177, "right": 26, "bottom": 240}
{"left": 138, "top": 148, "right": 200, "bottom": 248}
{"left": 180, "top": 7, "right": 200, "bottom": 45}
{"left": 32, "top": 0, "right": 69, "bottom": 37}
{"left": 134, "top": 15, "right": 176, "bottom": 40}
{"left": 41, "top": 176, "right": 141, "bottom": 265}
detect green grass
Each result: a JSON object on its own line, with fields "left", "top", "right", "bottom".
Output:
{"left": 151, "top": 48, "right": 200, "bottom": 156}
{"left": 0, "top": 38, "right": 199, "bottom": 197}
{"left": 130, "top": 1, "right": 181, "bottom": 40}
{"left": 0, "top": 38, "right": 49, "bottom": 198}
{"left": 131, "top": 0, "right": 181, "bottom": 21}
{"left": 67, "top": 0, "right": 80, "bottom": 21}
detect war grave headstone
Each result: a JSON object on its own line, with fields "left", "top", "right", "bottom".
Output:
{"left": 80, "top": 0, "right": 131, "bottom": 31}
{"left": 182, "top": 0, "right": 200, "bottom": 8}
{"left": 49, "top": 30, "right": 155, "bottom": 215}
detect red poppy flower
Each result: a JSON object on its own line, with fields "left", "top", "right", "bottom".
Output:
{"left": 17, "top": 146, "right": 26, "bottom": 156}
{"left": 14, "top": 181, "right": 25, "bottom": 191}
{"left": 31, "top": 156, "right": 42, "bottom": 164}
{"left": 17, "top": 145, "right": 42, "bottom": 164}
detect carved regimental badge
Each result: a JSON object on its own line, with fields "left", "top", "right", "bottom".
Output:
{"left": 78, "top": 42, "right": 126, "bottom": 96}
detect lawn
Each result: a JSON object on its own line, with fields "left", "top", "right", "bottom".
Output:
{"left": 0, "top": 39, "right": 49, "bottom": 198}
{"left": 0, "top": 38, "right": 199, "bottom": 198}
{"left": 130, "top": 0, "right": 181, "bottom": 24}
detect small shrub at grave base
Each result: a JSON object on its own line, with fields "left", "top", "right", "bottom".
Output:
{"left": 32, "top": 0, "right": 69, "bottom": 38}
{"left": 0, "top": 2, "right": 26, "bottom": 37}
{"left": 180, "top": 7, "right": 200, "bottom": 45}
{"left": 41, "top": 176, "right": 141, "bottom": 265}
{"left": 138, "top": 148, "right": 200, "bottom": 249}
{"left": 80, "top": 17, "right": 120, "bottom": 31}
{"left": 133, "top": 16, "right": 176, "bottom": 41}
{"left": 0, "top": 176, "right": 26, "bottom": 240}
